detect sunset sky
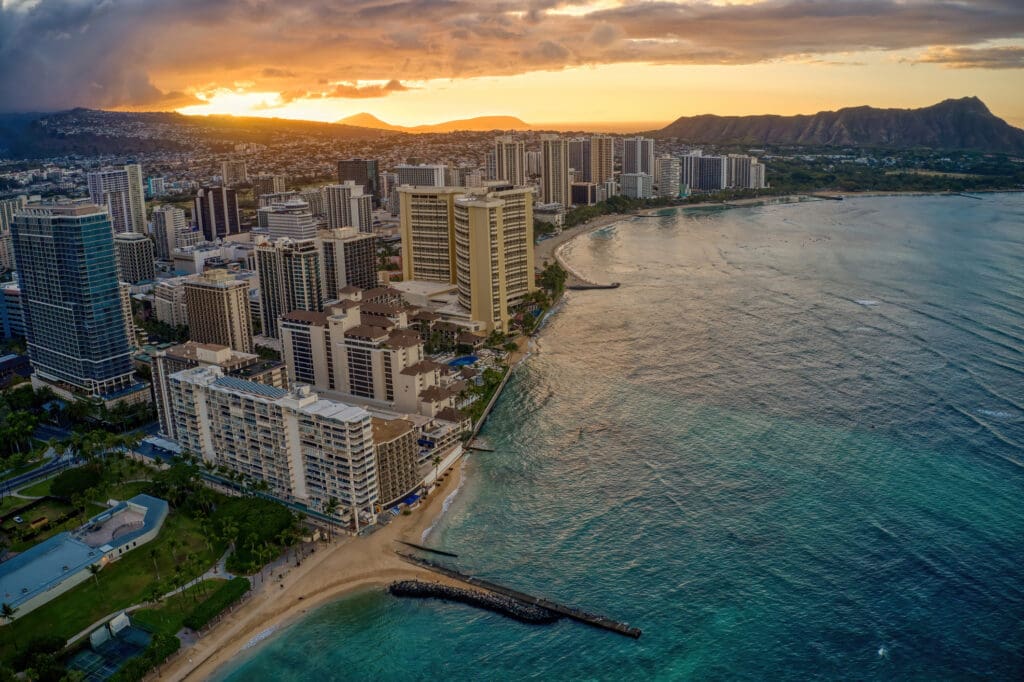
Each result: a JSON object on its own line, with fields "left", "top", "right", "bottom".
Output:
{"left": 1, "top": 0, "right": 1023, "bottom": 128}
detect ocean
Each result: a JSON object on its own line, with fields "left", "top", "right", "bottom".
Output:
{"left": 218, "top": 194, "right": 1024, "bottom": 680}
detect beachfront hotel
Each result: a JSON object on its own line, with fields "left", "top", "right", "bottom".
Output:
{"left": 0, "top": 495, "right": 168, "bottom": 620}
{"left": 399, "top": 185, "right": 535, "bottom": 332}
{"left": 168, "top": 366, "right": 379, "bottom": 525}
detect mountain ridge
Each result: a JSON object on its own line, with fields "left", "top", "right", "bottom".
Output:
{"left": 336, "top": 113, "right": 531, "bottom": 133}
{"left": 652, "top": 97, "right": 1024, "bottom": 152}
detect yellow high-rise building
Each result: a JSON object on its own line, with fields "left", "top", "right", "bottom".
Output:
{"left": 453, "top": 186, "right": 535, "bottom": 332}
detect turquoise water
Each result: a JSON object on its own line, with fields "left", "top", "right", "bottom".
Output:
{"left": 220, "top": 194, "right": 1024, "bottom": 680}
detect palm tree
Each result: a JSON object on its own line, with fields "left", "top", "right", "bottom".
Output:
{"left": 88, "top": 563, "right": 102, "bottom": 587}
{"left": 432, "top": 454, "right": 442, "bottom": 489}
{"left": 167, "top": 538, "right": 182, "bottom": 564}
{"left": 1, "top": 601, "right": 17, "bottom": 625}
{"left": 149, "top": 547, "right": 161, "bottom": 581}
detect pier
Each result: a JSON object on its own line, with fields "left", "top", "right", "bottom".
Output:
{"left": 807, "top": 193, "right": 845, "bottom": 201}
{"left": 567, "top": 282, "right": 621, "bottom": 291}
{"left": 397, "top": 552, "right": 642, "bottom": 639}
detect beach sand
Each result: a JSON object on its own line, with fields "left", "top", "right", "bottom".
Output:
{"left": 155, "top": 465, "right": 468, "bottom": 681}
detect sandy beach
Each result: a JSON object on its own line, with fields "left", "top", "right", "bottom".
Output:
{"left": 156, "top": 465, "right": 469, "bottom": 681}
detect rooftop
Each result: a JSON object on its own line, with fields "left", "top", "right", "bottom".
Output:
{"left": 372, "top": 416, "right": 415, "bottom": 443}
{"left": 0, "top": 495, "right": 168, "bottom": 610}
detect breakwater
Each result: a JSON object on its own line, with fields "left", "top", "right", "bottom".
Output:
{"left": 397, "top": 553, "right": 642, "bottom": 638}
{"left": 388, "top": 580, "right": 559, "bottom": 624}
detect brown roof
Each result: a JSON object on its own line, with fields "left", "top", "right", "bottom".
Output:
{"left": 326, "top": 299, "right": 361, "bottom": 313}
{"left": 385, "top": 331, "right": 422, "bottom": 349}
{"left": 436, "top": 407, "right": 469, "bottom": 424}
{"left": 339, "top": 285, "right": 362, "bottom": 294}
{"left": 399, "top": 359, "right": 445, "bottom": 376}
{"left": 360, "top": 301, "right": 404, "bottom": 315}
{"left": 343, "top": 325, "right": 389, "bottom": 340}
{"left": 410, "top": 310, "right": 441, "bottom": 322}
{"left": 371, "top": 417, "right": 415, "bottom": 443}
{"left": 418, "top": 386, "right": 450, "bottom": 402}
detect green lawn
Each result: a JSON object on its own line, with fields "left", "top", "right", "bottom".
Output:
{"left": 16, "top": 477, "right": 53, "bottom": 497}
{"left": 131, "top": 579, "right": 226, "bottom": 636}
{"left": 0, "top": 511, "right": 224, "bottom": 664}
{"left": 103, "top": 481, "right": 151, "bottom": 501}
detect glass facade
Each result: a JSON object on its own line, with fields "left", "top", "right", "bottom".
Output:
{"left": 11, "top": 203, "right": 135, "bottom": 396}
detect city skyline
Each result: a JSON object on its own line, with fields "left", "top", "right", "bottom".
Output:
{"left": 0, "top": 1, "right": 1022, "bottom": 127}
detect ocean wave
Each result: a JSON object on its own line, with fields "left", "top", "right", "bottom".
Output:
{"left": 243, "top": 626, "right": 278, "bottom": 649}
{"left": 421, "top": 457, "right": 469, "bottom": 542}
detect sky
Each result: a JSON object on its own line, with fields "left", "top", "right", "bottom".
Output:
{"left": 1, "top": 0, "right": 1023, "bottom": 128}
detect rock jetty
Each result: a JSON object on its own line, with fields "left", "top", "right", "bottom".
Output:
{"left": 388, "top": 580, "right": 559, "bottom": 624}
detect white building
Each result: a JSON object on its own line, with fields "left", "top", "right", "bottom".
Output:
{"left": 168, "top": 367, "right": 379, "bottom": 526}
{"left": 655, "top": 155, "right": 682, "bottom": 198}
{"left": 395, "top": 164, "right": 447, "bottom": 188}
{"left": 540, "top": 135, "right": 570, "bottom": 207}
{"left": 621, "top": 173, "right": 654, "bottom": 199}
{"left": 261, "top": 198, "right": 318, "bottom": 241}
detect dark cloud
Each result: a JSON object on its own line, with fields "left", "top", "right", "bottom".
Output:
{"left": 1, "top": 0, "right": 1022, "bottom": 111}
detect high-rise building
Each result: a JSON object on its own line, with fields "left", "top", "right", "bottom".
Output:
{"left": 0, "top": 279, "right": 25, "bottom": 339}
{"left": 751, "top": 161, "right": 767, "bottom": 189}
{"left": 323, "top": 181, "right": 373, "bottom": 233}
{"left": 255, "top": 238, "right": 323, "bottom": 338}
{"left": 146, "top": 177, "right": 166, "bottom": 198}
{"left": 300, "top": 189, "right": 325, "bottom": 218}
{"left": 153, "top": 276, "right": 191, "bottom": 328}
{"left": 571, "top": 183, "right": 597, "bottom": 206}
{"left": 259, "top": 198, "right": 318, "bottom": 241}
{"left": 0, "top": 195, "right": 27, "bottom": 270}
{"left": 277, "top": 300, "right": 456, "bottom": 416}
{"left": 152, "top": 341, "right": 262, "bottom": 439}
{"left": 150, "top": 205, "right": 190, "bottom": 260}
{"left": 395, "top": 164, "right": 447, "bottom": 188}
{"left": 87, "top": 169, "right": 134, "bottom": 233}
{"left": 540, "top": 135, "right": 571, "bottom": 207}
{"left": 398, "top": 187, "right": 463, "bottom": 283}
{"left": 655, "top": 155, "right": 682, "bottom": 198}
{"left": 372, "top": 418, "right": 420, "bottom": 507}
{"left": 568, "top": 138, "right": 591, "bottom": 183}
{"left": 10, "top": 202, "right": 136, "bottom": 398}
{"left": 323, "top": 183, "right": 355, "bottom": 229}
{"left": 494, "top": 136, "right": 526, "bottom": 185}
{"left": 124, "top": 163, "right": 147, "bottom": 235}
{"left": 252, "top": 174, "right": 287, "bottom": 199}
{"left": 168, "top": 366, "right": 378, "bottom": 526}
{"left": 337, "top": 158, "right": 380, "bottom": 206}
{"left": 351, "top": 193, "right": 373, "bottom": 233}
{"left": 113, "top": 232, "right": 156, "bottom": 284}
{"left": 119, "top": 282, "right": 139, "bottom": 351}
{"left": 183, "top": 269, "right": 254, "bottom": 352}
{"left": 194, "top": 187, "right": 241, "bottom": 241}
{"left": 453, "top": 186, "right": 536, "bottom": 332}
{"left": 524, "top": 150, "right": 542, "bottom": 177}
{"left": 621, "top": 173, "right": 654, "bottom": 200}
{"left": 221, "top": 159, "right": 249, "bottom": 186}
{"left": 590, "top": 136, "right": 614, "bottom": 186}
{"left": 622, "top": 137, "right": 656, "bottom": 176}
{"left": 320, "top": 227, "right": 378, "bottom": 294}
{"left": 681, "top": 153, "right": 727, "bottom": 191}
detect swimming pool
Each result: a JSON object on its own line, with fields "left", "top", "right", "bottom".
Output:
{"left": 447, "top": 356, "right": 478, "bottom": 367}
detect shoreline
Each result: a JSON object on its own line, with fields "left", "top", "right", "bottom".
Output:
{"left": 156, "top": 187, "right": 1020, "bottom": 680}
{"left": 542, "top": 189, "right": 1024, "bottom": 285}
{"left": 157, "top": 462, "right": 470, "bottom": 681}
